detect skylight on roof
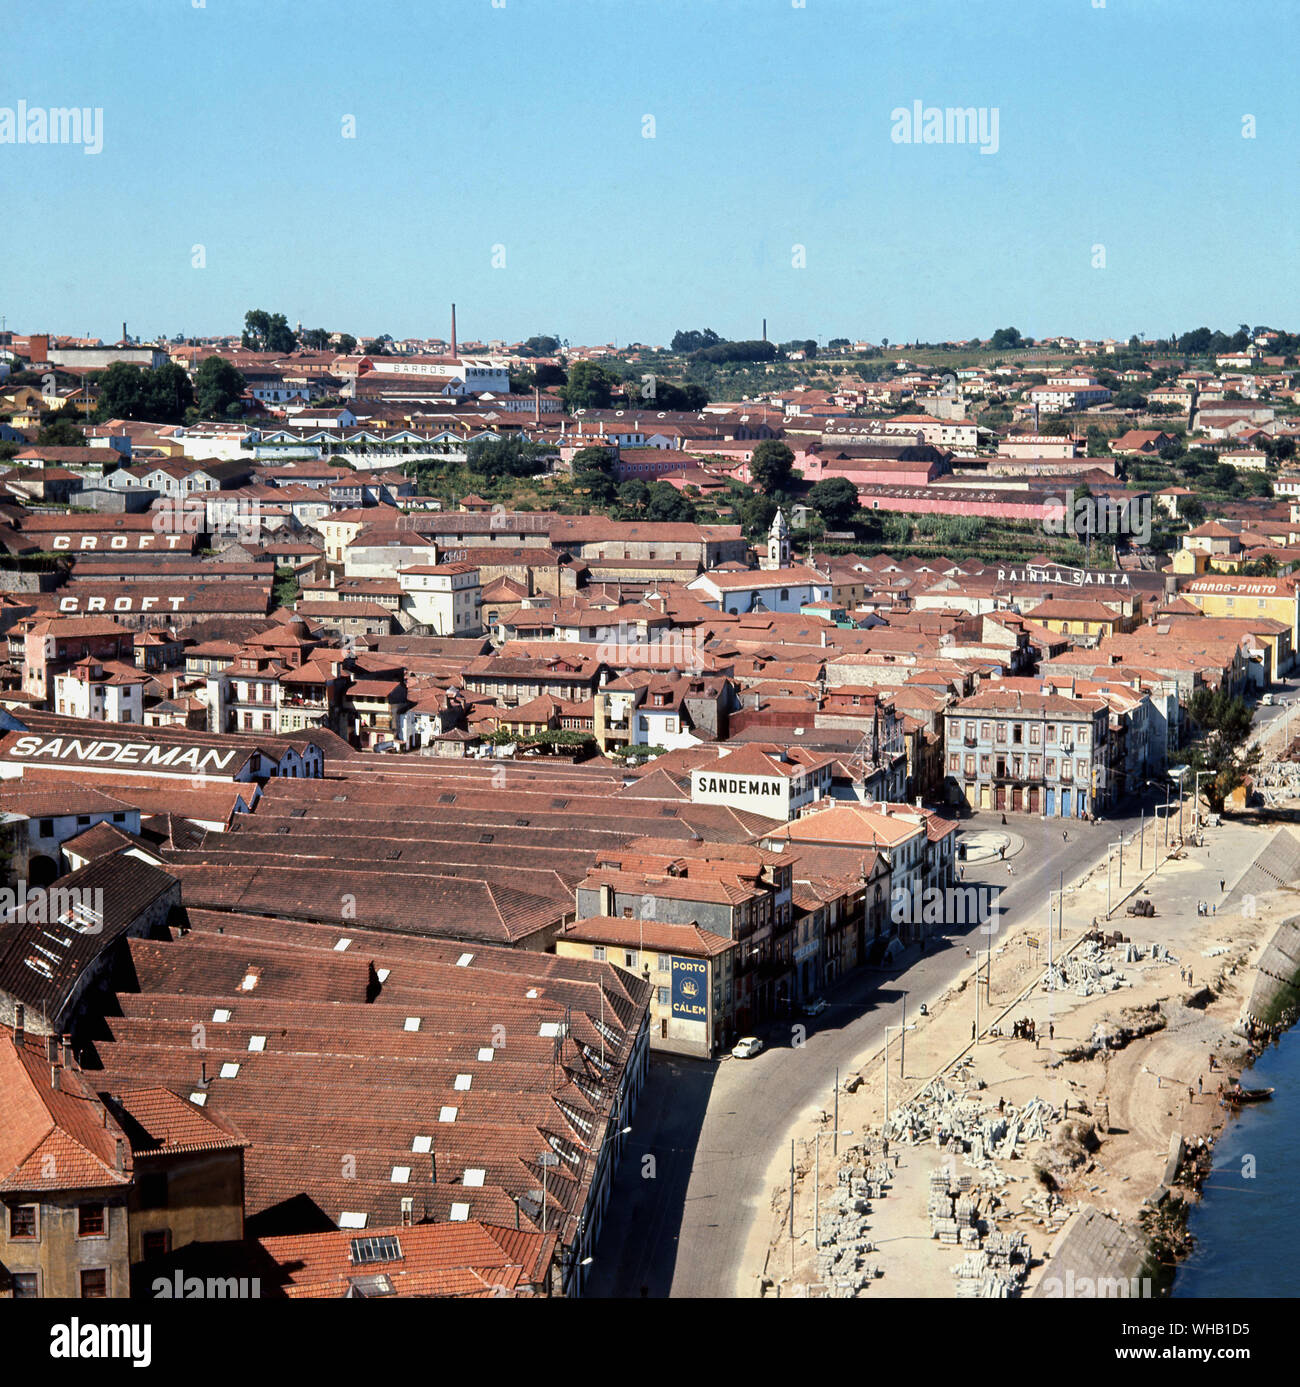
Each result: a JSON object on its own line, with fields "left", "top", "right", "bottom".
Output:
{"left": 189, "top": 1090, "right": 207, "bottom": 1107}
{"left": 539, "top": 1021, "right": 566, "bottom": 1038}
{"left": 334, "top": 938, "right": 353, "bottom": 952}
{"left": 454, "top": 1074, "right": 472, "bottom": 1091}
{"left": 248, "top": 1035, "right": 266, "bottom": 1052}
{"left": 456, "top": 953, "right": 474, "bottom": 967}
{"left": 412, "top": 1135, "right": 432, "bottom": 1154}
{"left": 212, "top": 1008, "right": 232, "bottom": 1023}
{"left": 239, "top": 972, "right": 259, "bottom": 991}
{"left": 404, "top": 1017, "right": 421, "bottom": 1032}
{"left": 477, "top": 1047, "right": 494, "bottom": 1062}
{"left": 390, "top": 1166, "right": 411, "bottom": 1184}
{"left": 449, "top": 1203, "right": 470, "bottom": 1222}
{"left": 463, "top": 1169, "right": 486, "bottom": 1188}
{"left": 526, "top": 988, "right": 540, "bottom": 999}
{"left": 219, "top": 1062, "right": 240, "bottom": 1079}
{"left": 376, "top": 968, "right": 391, "bottom": 982}
{"left": 439, "top": 1106, "right": 458, "bottom": 1123}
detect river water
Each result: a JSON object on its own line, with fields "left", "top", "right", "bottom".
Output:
{"left": 1173, "top": 1030, "right": 1300, "bottom": 1297}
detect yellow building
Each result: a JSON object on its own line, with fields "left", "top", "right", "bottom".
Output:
{"left": 556, "top": 917, "right": 735, "bottom": 1057}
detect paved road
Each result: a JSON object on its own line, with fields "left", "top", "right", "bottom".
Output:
{"left": 587, "top": 795, "right": 1174, "bottom": 1298}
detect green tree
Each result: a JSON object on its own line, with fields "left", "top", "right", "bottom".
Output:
{"left": 645, "top": 481, "right": 696, "bottom": 522}
{"left": 1180, "top": 688, "right": 1259, "bottom": 814}
{"left": 671, "top": 328, "right": 721, "bottom": 353}
{"left": 1179, "top": 496, "right": 1206, "bottom": 525}
{"left": 808, "top": 476, "right": 860, "bottom": 527}
{"left": 749, "top": 440, "right": 796, "bottom": 495}
{"left": 336, "top": 333, "right": 358, "bottom": 354}
{"left": 617, "top": 479, "right": 651, "bottom": 514}
{"left": 300, "top": 328, "right": 331, "bottom": 350}
{"left": 990, "top": 326, "right": 1023, "bottom": 350}
{"left": 465, "top": 435, "right": 551, "bottom": 480}
{"left": 735, "top": 492, "right": 778, "bottom": 539}
{"left": 37, "top": 413, "right": 86, "bottom": 446}
{"left": 561, "top": 362, "right": 617, "bottom": 411}
{"left": 242, "top": 309, "right": 297, "bottom": 353}
{"left": 193, "top": 356, "right": 247, "bottom": 417}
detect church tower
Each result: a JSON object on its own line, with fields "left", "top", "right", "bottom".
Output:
{"left": 763, "top": 507, "right": 790, "bottom": 570}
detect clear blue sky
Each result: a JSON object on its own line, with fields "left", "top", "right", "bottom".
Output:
{"left": 7, "top": 0, "right": 1297, "bottom": 347}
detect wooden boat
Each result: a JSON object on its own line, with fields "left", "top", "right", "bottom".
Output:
{"left": 1222, "top": 1086, "right": 1274, "bottom": 1105}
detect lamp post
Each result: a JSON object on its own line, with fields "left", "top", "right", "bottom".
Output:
{"left": 538, "top": 1151, "right": 559, "bottom": 1236}
{"left": 883, "top": 1023, "right": 916, "bottom": 1128}
{"left": 1107, "top": 839, "right": 1121, "bottom": 918}
{"left": 813, "top": 1128, "right": 854, "bottom": 1253}
{"left": 1193, "top": 770, "right": 1206, "bottom": 838}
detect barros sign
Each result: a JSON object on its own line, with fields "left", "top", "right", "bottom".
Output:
{"left": 997, "top": 566, "right": 1130, "bottom": 588}
{"left": 6, "top": 734, "right": 242, "bottom": 776}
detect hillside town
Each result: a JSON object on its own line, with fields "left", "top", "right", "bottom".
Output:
{"left": 1, "top": 314, "right": 1297, "bottom": 1306}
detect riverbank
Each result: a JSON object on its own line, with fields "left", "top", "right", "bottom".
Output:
{"left": 744, "top": 813, "right": 1295, "bottom": 1298}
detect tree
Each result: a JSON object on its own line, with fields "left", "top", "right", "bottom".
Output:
{"left": 808, "top": 476, "right": 860, "bottom": 528}
{"left": 336, "top": 333, "right": 357, "bottom": 354}
{"left": 1179, "top": 496, "right": 1206, "bottom": 526}
{"left": 94, "top": 362, "right": 194, "bottom": 424}
{"left": 647, "top": 379, "right": 709, "bottom": 411}
{"left": 671, "top": 328, "right": 721, "bottom": 353}
{"left": 749, "top": 440, "right": 796, "bottom": 496}
{"left": 521, "top": 335, "right": 560, "bottom": 356}
{"left": 300, "top": 328, "right": 331, "bottom": 350}
{"left": 990, "top": 326, "right": 1023, "bottom": 350}
{"left": 617, "top": 480, "right": 651, "bottom": 514}
{"left": 37, "top": 413, "right": 86, "bottom": 446}
{"left": 465, "top": 435, "right": 550, "bottom": 480}
{"left": 1180, "top": 688, "right": 1259, "bottom": 814}
{"left": 361, "top": 338, "right": 390, "bottom": 356}
{"left": 561, "top": 362, "right": 617, "bottom": 411}
{"left": 735, "top": 492, "right": 778, "bottom": 539}
{"left": 645, "top": 481, "right": 696, "bottom": 522}
{"left": 242, "top": 309, "right": 297, "bottom": 354}
{"left": 193, "top": 356, "right": 247, "bottom": 417}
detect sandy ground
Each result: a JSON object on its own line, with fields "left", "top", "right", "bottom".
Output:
{"left": 743, "top": 812, "right": 1293, "bottom": 1298}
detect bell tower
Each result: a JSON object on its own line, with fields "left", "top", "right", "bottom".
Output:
{"left": 763, "top": 507, "right": 790, "bottom": 571}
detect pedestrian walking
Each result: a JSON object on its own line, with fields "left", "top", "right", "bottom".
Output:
{"left": 1198, "top": 1076, "right": 1203, "bottom": 1095}
{"left": 1220, "top": 879, "right": 1225, "bottom": 892}
{"left": 971, "top": 1022, "right": 976, "bottom": 1041}
{"left": 1188, "top": 969, "right": 1193, "bottom": 986}
{"left": 1049, "top": 1022, "right": 1054, "bottom": 1041}
{"left": 1213, "top": 903, "right": 1217, "bottom": 917}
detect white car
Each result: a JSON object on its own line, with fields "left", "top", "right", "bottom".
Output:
{"left": 731, "top": 1036, "right": 764, "bottom": 1059}
{"left": 802, "top": 998, "right": 829, "bottom": 1017}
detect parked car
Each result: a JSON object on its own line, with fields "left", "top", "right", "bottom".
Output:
{"left": 1262, "top": 693, "right": 1276, "bottom": 706}
{"left": 731, "top": 1036, "right": 764, "bottom": 1059}
{"left": 802, "top": 998, "right": 828, "bottom": 1017}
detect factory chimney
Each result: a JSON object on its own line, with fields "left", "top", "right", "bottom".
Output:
{"left": 450, "top": 303, "right": 458, "bottom": 359}
{"left": 762, "top": 317, "right": 767, "bottom": 343}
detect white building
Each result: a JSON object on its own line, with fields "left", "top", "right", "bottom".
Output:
{"left": 687, "top": 564, "right": 833, "bottom": 615}
{"left": 398, "top": 562, "right": 483, "bottom": 636}
{"left": 52, "top": 658, "right": 147, "bottom": 724}
{"left": 688, "top": 745, "right": 834, "bottom": 821}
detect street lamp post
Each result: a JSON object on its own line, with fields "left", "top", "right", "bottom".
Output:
{"left": 1107, "top": 839, "right": 1121, "bottom": 918}
{"left": 883, "top": 1023, "right": 916, "bottom": 1128}
{"left": 814, "top": 1128, "right": 854, "bottom": 1253}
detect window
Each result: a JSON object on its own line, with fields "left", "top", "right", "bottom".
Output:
{"left": 11, "top": 1272, "right": 38, "bottom": 1298}
{"left": 1030, "top": 725, "right": 1041, "bottom": 745}
{"left": 657, "top": 954, "right": 671, "bottom": 972}
{"left": 657, "top": 986, "right": 670, "bottom": 1005}
{"left": 1047, "top": 724, "right": 1057, "bottom": 743}
{"left": 9, "top": 1204, "right": 37, "bottom": 1239}
{"left": 38, "top": 819, "right": 53, "bottom": 837}
{"left": 141, "top": 1229, "right": 171, "bottom": 1259}
{"left": 78, "top": 1203, "right": 106, "bottom": 1238}
{"left": 625, "top": 951, "right": 638, "bottom": 969}
{"left": 80, "top": 1268, "right": 108, "bottom": 1298}
{"left": 592, "top": 945, "right": 606, "bottom": 961}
